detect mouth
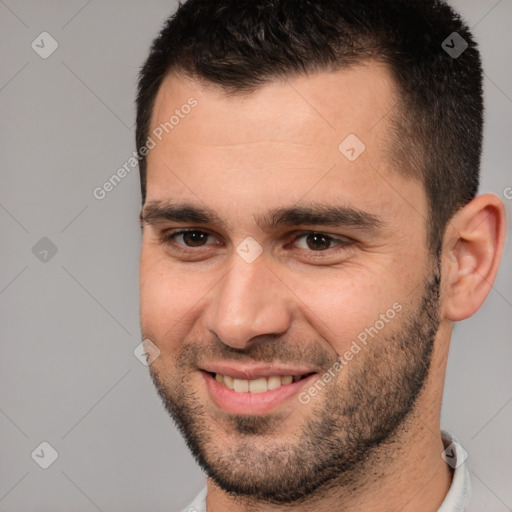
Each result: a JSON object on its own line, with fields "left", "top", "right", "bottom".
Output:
{"left": 208, "top": 372, "right": 314, "bottom": 393}
{"left": 200, "top": 367, "right": 318, "bottom": 415}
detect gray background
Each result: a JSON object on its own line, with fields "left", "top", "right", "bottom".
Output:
{"left": 0, "top": 1, "right": 510, "bottom": 510}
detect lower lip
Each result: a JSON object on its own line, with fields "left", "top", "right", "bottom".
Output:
{"left": 202, "top": 372, "right": 317, "bottom": 415}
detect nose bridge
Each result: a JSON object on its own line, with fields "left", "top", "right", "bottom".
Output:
{"left": 205, "top": 255, "right": 291, "bottom": 349}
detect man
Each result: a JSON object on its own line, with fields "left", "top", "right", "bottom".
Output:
{"left": 136, "top": 0, "right": 506, "bottom": 510}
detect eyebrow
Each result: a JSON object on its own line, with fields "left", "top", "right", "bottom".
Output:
{"left": 141, "top": 200, "right": 384, "bottom": 232}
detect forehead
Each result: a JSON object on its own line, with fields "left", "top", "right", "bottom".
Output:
{"left": 145, "top": 63, "right": 426, "bottom": 236}
{"left": 150, "top": 62, "right": 396, "bottom": 150}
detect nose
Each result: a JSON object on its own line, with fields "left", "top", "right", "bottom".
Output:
{"left": 202, "top": 255, "right": 292, "bottom": 350}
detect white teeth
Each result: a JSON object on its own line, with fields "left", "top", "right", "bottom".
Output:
{"left": 267, "top": 376, "right": 282, "bottom": 390}
{"left": 233, "top": 378, "right": 249, "bottom": 392}
{"left": 214, "top": 373, "right": 303, "bottom": 393}
{"left": 249, "top": 377, "right": 267, "bottom": 394}
{"left": 223, "top": 375, "right": 234, "bottom": 390}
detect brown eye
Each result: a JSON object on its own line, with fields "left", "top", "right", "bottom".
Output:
{"left": 294, "top": 232, "right": 350, "bottom": 252}
{"left": 166, "top": 230, "right": 215, "bottom": 248}
{"left": 304, "top": 233, "right": 331, "bottom": 251}
{"left": 180, "top": 231, "right": 209, "bottom": 247}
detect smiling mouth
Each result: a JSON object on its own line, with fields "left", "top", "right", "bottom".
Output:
{"left": 207, "top": 372, "right": 315, "bottom": 393}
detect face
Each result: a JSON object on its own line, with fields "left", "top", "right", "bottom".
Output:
{"left": 139, "top": 64, "right": 441, "bottom": 502}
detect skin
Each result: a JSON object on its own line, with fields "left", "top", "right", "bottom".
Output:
{"left": 139, "top": 63, "right": 506, "bottom": 511}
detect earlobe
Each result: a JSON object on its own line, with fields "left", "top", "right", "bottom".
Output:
{"left": 442, "top": 194, "right": 506, "bottom": 322}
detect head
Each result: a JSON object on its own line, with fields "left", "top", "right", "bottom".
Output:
{"left": 137, "top": 0, "right": 505, "bottom": 504}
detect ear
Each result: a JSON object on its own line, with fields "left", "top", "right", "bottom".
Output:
{"left": 441, "top": 194, "right": 506, "bottom": 322}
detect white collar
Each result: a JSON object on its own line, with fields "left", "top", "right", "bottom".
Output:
{"left": 438, "top": 430, "right": 471, "bottom": 511}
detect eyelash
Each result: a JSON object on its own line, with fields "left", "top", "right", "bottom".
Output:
{"left": 160, "top": 229, "right": 354, "bottom": 256}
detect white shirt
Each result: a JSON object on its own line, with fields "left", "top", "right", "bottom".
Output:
{"left": 181, "top": 430, "right": 471, "bottom": 512}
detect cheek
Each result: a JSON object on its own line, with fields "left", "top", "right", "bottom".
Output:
{"left": 288, "top": 267, "right": 404, "bottom": 354}
{"left": 139, "top": 251, "right": 207, "bottom": 346}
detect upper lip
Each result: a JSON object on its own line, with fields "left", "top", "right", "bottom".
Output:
{"left": 200, "top": 362, "right": 317, "bottom": 380}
